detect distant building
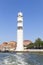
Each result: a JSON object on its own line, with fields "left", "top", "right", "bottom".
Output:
{"left": 0, "top": 40, "right": 32, "bottom": 51}
{"left": 23, "top": 40, "right": 32, "bottom": 49}
{"left": 0, "top": 41, "right": 17, "bottom": 51}
{"left": 0, "top": 45, "right": 1, "bottom": 51}
{"left": 8, "top": 41, "right": 17, "bottom": 51}
{"left": 0, "top": 42, "right": 8, "bottom": 51}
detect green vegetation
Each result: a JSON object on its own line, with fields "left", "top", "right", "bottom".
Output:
{"left": 26, "top": 38, "right": 43, "bottom": 49}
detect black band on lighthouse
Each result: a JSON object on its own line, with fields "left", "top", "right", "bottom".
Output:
{"left": 18, "top": 21, "right": 22, "bottom": 23}
{"left": 18, "top": 26, "right": 23, "bottom": 29}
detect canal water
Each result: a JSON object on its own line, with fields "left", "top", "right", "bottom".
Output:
{"left": 0, "top": 53, "right": 43, "bottom": 65}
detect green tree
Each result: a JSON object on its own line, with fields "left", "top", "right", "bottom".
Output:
{"left": 34, "top": 38, "right": 43, "bottom": 49}
{"left": 26, "top": 38, "right": 43, "bottom": 49}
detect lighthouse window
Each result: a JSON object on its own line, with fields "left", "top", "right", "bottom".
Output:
{"left": 18, "top": 26, "right": 23, "bottom": 29}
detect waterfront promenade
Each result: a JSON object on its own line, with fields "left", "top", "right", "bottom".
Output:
{"left": 15, "top": 49, "right": 43, "bottom": 53}
{"left": 0, "top": 49, "right": 43, "bottom": 53}
{"left": 26, "top": 49, "right": 43, "bottom": 52}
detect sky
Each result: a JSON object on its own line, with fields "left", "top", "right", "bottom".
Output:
{"left": 0, "top": 0, "right": 43, "bottom": 43}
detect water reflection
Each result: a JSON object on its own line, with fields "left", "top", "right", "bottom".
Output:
{"left": 0, "top": 53, "right": 43, "bottom": 65}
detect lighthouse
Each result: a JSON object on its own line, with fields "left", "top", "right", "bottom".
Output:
{"left": 16, "top": 12, "right": 24, "bottom": 51}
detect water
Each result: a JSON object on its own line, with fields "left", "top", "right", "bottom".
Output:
{"left": 0, "top": 53, "right": 43, "bottom": 65}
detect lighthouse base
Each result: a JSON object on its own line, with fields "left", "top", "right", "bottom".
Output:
{"left": 16, "top": 45, "right": 24, "bottom": 51}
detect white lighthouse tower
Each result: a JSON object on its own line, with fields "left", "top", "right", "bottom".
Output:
{"left": 16, "top": 12, "right": 24, "bottom": 51}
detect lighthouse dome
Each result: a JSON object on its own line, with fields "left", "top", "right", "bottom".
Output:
{"left": 18, "top": 12, "right": 23, "bottom": 16}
